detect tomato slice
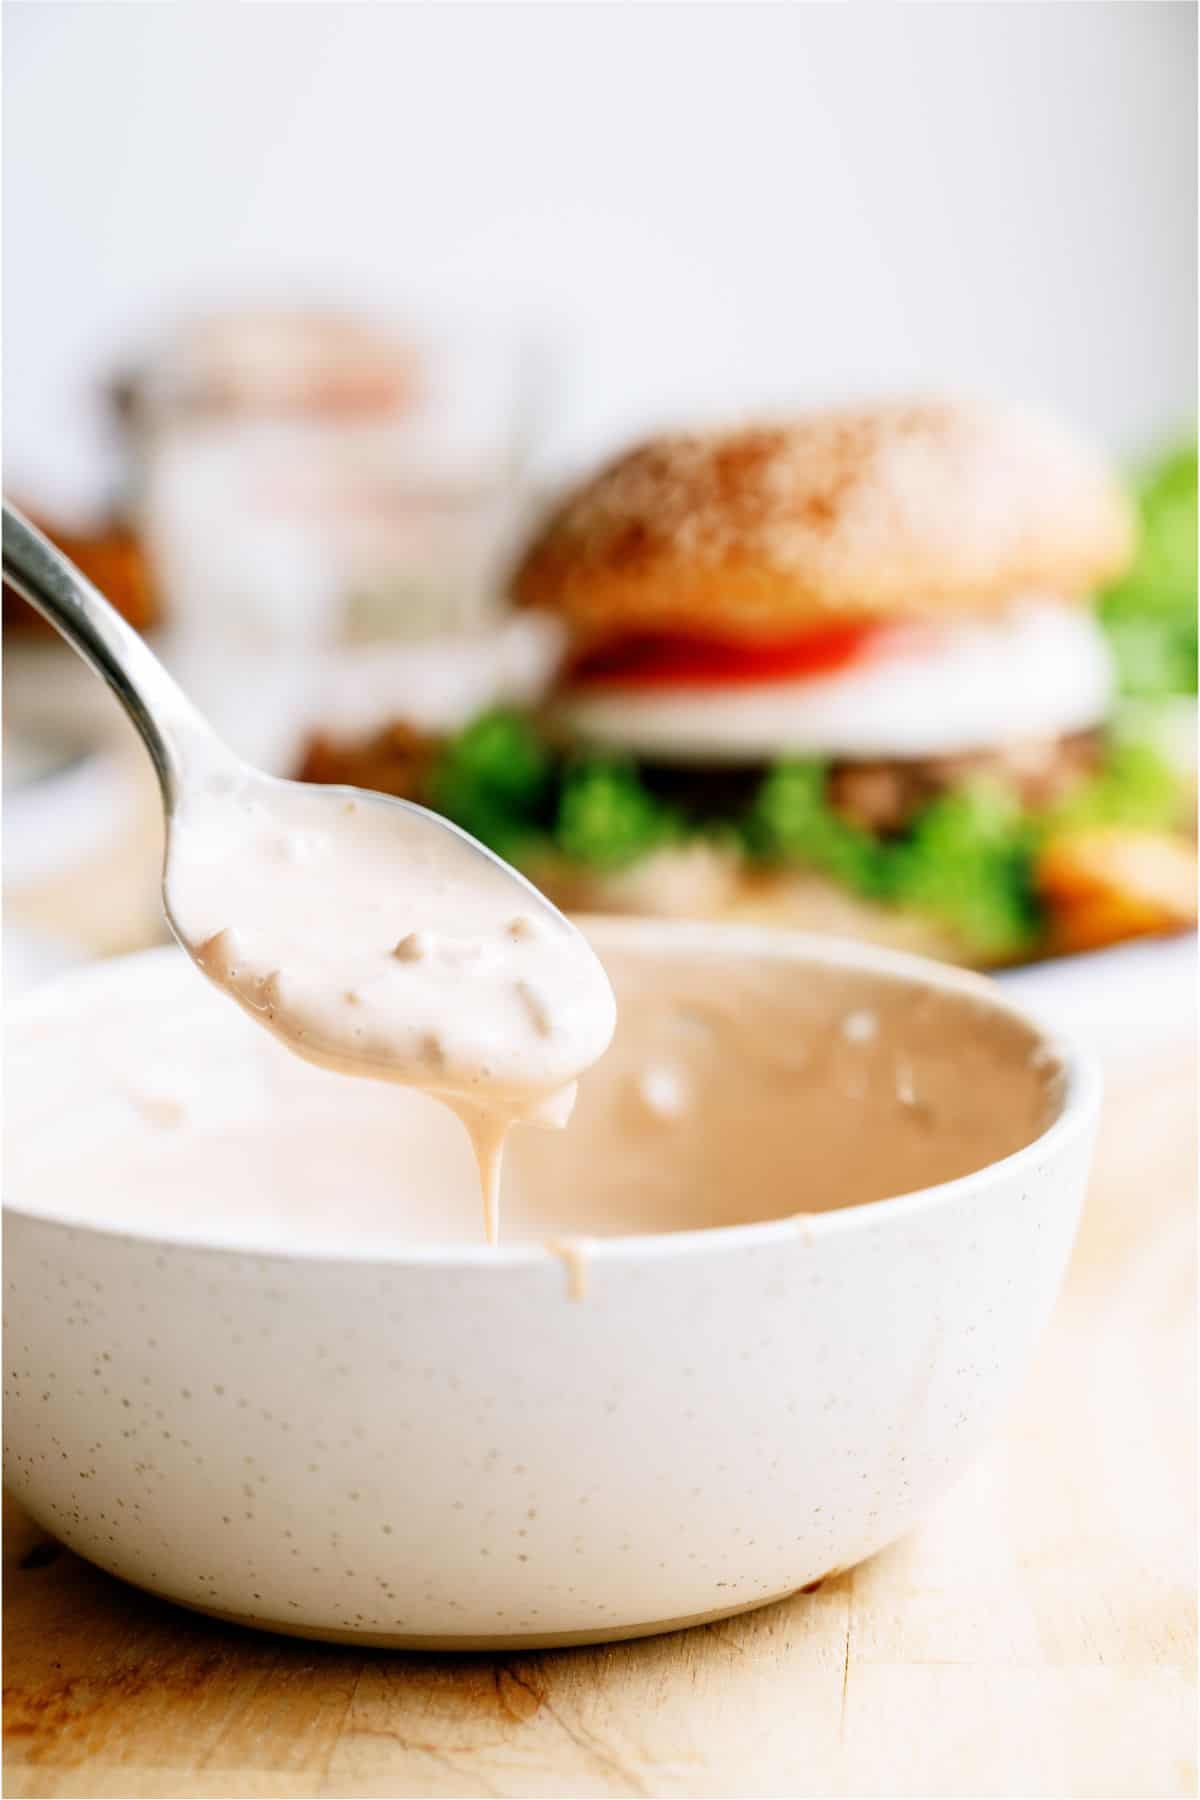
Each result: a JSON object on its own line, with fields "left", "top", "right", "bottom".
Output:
{"left": 568, "top": 622, "right": 897, "bottom": 688}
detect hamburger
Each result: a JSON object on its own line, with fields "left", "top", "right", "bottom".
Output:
{"left": 298, "top": 400, "right": 1196, "bottom": 965}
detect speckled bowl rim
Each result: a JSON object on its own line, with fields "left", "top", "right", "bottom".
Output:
{"left": 5, "top": 921, "right": 1102, "bottom": 1270}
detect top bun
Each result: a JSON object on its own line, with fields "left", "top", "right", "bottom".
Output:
{"left": 511, "top": 400, "right": 1134, "bottom": 650}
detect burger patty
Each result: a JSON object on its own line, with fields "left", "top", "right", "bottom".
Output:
{"left": 296, "top": 722, "right": 1103, "bottom": 841}
{"left": 298, "top": 720, "right": 439, "bottom": 805}
{"left": 635, "top": 730, "right": 1101, "bottom": 836}
{"left": 824, "top": 730, "right": 1103, "bottom": 835}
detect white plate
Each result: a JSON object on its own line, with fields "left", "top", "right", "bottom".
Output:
{"left": 998, "top": 933, "right": 1197, "bottom": 1070}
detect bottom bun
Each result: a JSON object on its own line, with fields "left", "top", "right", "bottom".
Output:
{"left": 523, "top": 845, "right": 982, "bottom": 967}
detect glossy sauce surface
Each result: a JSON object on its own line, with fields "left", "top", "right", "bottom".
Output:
{"left": 163, "top": 775, "right": 616, "bottom": 1240}
{"left": 8, "top": 941, "right": 1063, "bottom": 1280}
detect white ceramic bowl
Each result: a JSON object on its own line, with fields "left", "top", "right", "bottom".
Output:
{"left": 4, "top": 924, "right": 1099, "bottom": 1649}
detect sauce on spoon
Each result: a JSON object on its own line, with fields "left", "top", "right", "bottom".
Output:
{"left": 164, "top": 771, "right": 617, "bottom": 1243}
{"left": 0, "top": 501, "right": 615, "bottom": 1247}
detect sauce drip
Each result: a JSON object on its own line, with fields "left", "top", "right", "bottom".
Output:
{"left": 165, "top": 777, "right": 616, "bottom": 1242}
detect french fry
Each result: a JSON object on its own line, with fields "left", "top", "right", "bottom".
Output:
{"left": 1038, "top": 827, "right": 1198, "bottom": 954}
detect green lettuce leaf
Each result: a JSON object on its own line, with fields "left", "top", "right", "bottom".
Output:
{"left": 555, "top": 757, "right": 680, "bottom": 869}
{"left": 426, "top": 712, "right": 1186, "bottom": 959}
{"left": 1044, "top": 737, "right": 1182, "bottom": 835}
{"left": 426, "top": 709, "right": 555, "bottom": 859}
{"left": 743, "top": 761, "right": 888, "bottom": 896}
{"left": 1099, "top": 444, "right": 1197, "bottom": 698}
{"left": 888, "top": 783, "right": 1040, "bottom": 958}
{"left": 746, "top": 762, "right": 1039, "bottom": 955}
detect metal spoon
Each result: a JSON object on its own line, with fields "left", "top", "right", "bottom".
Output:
{"left": 1, "top": 501, "right": 603, "bottom": 1067}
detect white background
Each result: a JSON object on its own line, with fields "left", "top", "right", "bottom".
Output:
{"left": 4, "top": 1, "right": 1195, "bottom": 508}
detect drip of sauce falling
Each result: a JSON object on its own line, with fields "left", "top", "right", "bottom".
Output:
{"left": 166, "top": 779, "right": 616, "bottom": 1243}
{"left": 459, "top": 1109, "right": 510, "bottom": 1250}
{"left": 546, "top": 1238, "right": 593, "bottom": 1302}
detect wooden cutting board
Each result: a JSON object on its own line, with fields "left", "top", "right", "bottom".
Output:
{"left": 4, "top": 1036, "right": 1195, "bottom": 1799}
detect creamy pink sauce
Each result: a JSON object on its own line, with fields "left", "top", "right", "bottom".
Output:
{"left": 9, "top": 943, "right": 1063, "bottom": 1266}
{"left": 162, "top": 772, "right": 616, "bottom": 1242}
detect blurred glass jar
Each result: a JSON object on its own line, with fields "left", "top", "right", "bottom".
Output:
{"left": 117, "top": 304, "right": 552, "bottom": 766}
{"left": 124, "top": 306, "right": 548, "bottom": 646}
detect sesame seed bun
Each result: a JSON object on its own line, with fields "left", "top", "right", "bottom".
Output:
{"left": 512, "top": 400, "right": 1134, "bottom": 651}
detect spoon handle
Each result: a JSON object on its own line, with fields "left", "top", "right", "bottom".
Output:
{"left": 2, "top": 500, "right": 225, "bottom": 807}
